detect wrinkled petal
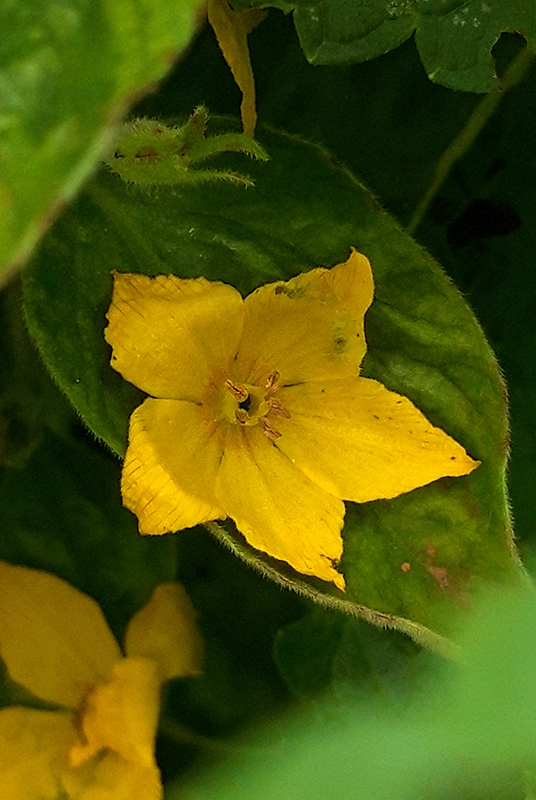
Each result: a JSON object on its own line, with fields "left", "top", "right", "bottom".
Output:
{"left": 0, "top": 707, "right": 74, "bottom": 800}
{"left": 0, "top": 561, "right": 121, "bottom": 708}
{"left": 122, "top": 398, "right": 225, "bottom": 534}
{"left": 216, "top": 425, "right": 346, "bottom": 589}
{"left": 105, "top": 271, "right": 244, "bottom": 400}
{"left": 234, "top": 249, "right": 374, "bottom": 386}
{"left": 125, "top": 583, "right": 203, "bottom": 681}
{"left": 276, "top": 378, "right": 480, "bottom": 502}
{"left": 63, "top": 752, "right": 163, "bottom": 800}
{"left": 69, "top": 658, "right": 160, "bottom": 769}
{"left": 0, "top": 705, "right": 163, "bottom": 800}
{"left": 207, "top": 0, "right": 266, "bottom": 135}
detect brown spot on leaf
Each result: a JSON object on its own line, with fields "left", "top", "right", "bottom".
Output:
{"left": 426, "top": 564, "right": 450, "bottom": 590}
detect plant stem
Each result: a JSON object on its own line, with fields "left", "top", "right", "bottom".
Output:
{"left": 407, "top": 43, "right": 535, "bottom": 236}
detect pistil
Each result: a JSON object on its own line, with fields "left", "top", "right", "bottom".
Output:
{"left": 224, "top": 372, "right": 290, "bottom": 438}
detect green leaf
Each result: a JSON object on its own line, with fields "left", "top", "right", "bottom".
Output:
{"left": 0, "top": 429, "right": 175, "bottom": 638}
{"left": 23, "top": 124, "right": 523, "bottom": 646}
{"left": 274, "top": 607, "right": 426, "bottom": 698}
{"left": 169, "top": 526, "right": 299, "bottom": 736}
{"left": 408, "top": 38, "right": 536, "bottom": 551}
{"left": 169, "top": 584, "right": 536, "bottom": 800}
{"left": 415, "top": 0, "right": 536, "bottom": 92}
{"left": 0, "top": 0, "right": 201, "bottom": 285}
{"left": 231, "top": 0, "right": 536, "bottom": 92}
{"left": 0, "top": 278, "right": 72, "bottom": 467}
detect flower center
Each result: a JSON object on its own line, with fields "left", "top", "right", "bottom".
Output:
{"left": 223, "top": 370, "right": 290, "bottom": 440}
{"left": 238, "top": 394, "right": 253, "bottom": 413}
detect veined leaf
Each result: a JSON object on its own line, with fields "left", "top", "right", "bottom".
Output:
{"left": 23, "top": 124, "right": 523, "bottom": 646}
{"left": 230, "top": 0, "right": 536, "bottom": 92}
{"left": 0, "top": 0, "right": 202, "bottom": 285}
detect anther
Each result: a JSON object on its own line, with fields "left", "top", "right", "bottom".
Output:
{"left": 265, "top": 371, "right": 280, "bottom": 390}
{"left": 268, "top": 398, "right": 291, "bottom": 418}
{"left": 260, "top": 418, "right": 282, "bottom": 441}
{"left": 225, "top": 379, "right": 249, "bottom": 402}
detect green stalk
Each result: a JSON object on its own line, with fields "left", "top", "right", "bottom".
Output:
{"left": 408, "top": 43, "right": 535, "bottom": 236}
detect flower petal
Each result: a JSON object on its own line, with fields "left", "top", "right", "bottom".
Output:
{"left": 0, "top": 707, "right": 74, "bottom": 800}
{"left": 0, "top": 705, "right": 163, "bottom": 800}
{"left": 0, "top": 561, "right": 121, "bottom": 708}
{"left": 122, "top": 398, "right": 225, "bottom": 534}
{"left": 125, "top": 583, "right": 203, "bottom": 681}
{"left": 63, "top": 753, "right": 163, "bottom": 800}
{"left": 276, "top": 378, "right": 480, "bottom": 502}
{"left": 215, "top": 425, "right": 346, "bottom": 589}
{"left": 234, "top": 250, "right": 373, "bottom": 386}
{"left": 69, "top": 657, "right": 160, "bottom": 769}
{"left": 207, "top": 0, "right": 266, "bottom": 136}
{"left": 105, "top": 272, "right": 244, "bottom": 399}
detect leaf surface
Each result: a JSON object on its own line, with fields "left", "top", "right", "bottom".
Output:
{"left": 230, "top": 0, "right": 536, "bottom": 92}
{"left": 0, "top": 0, "right": 201, "bottom": 284}
{"left": 23, "top": 124, "right": 522, "bottom": 642}
{"left": 170, "top": 586, "right": 536, "bottom": 800}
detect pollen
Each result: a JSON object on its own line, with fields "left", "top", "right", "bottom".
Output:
{"left": 224, "top": 372, "right": 290, "bottom": 437}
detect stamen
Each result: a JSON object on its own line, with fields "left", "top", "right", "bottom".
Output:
{"left": 225, "top": 379, "right": 248, "bottom": 402}
{"left": 260, "top": 418, "right": 281, "bottom": 441}
{"left": 235, "top": 408, "right": 249, "bottom": 425}
{"left": 268, "top": 398, "right": 291, "bottom": 418}
{"left": 265, "top": 371, "right": 280, "bottom": 390}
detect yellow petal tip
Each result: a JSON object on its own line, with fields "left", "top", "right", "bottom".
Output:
{"left": 332, "top": 571, "right": 346, "bottom": 592}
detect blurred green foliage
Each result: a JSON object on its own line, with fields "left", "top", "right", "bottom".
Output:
{"left": 170, "top": 585, "right": 536, "bottom": 800}
{"left": 1, "top": 3, "right": 536, "bottom": 798}
{"left": 0, "top": 0, "right": 200, "bottom": 283}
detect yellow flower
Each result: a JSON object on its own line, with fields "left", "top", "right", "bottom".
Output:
{"left": 206, "top": 0, "right": 266, "bottom": 136}
{"left": 105, "top": 250, "right": 479, "bottom": 590}
{"left": 0, "top": 561, "right": 203, "bottom": 799}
